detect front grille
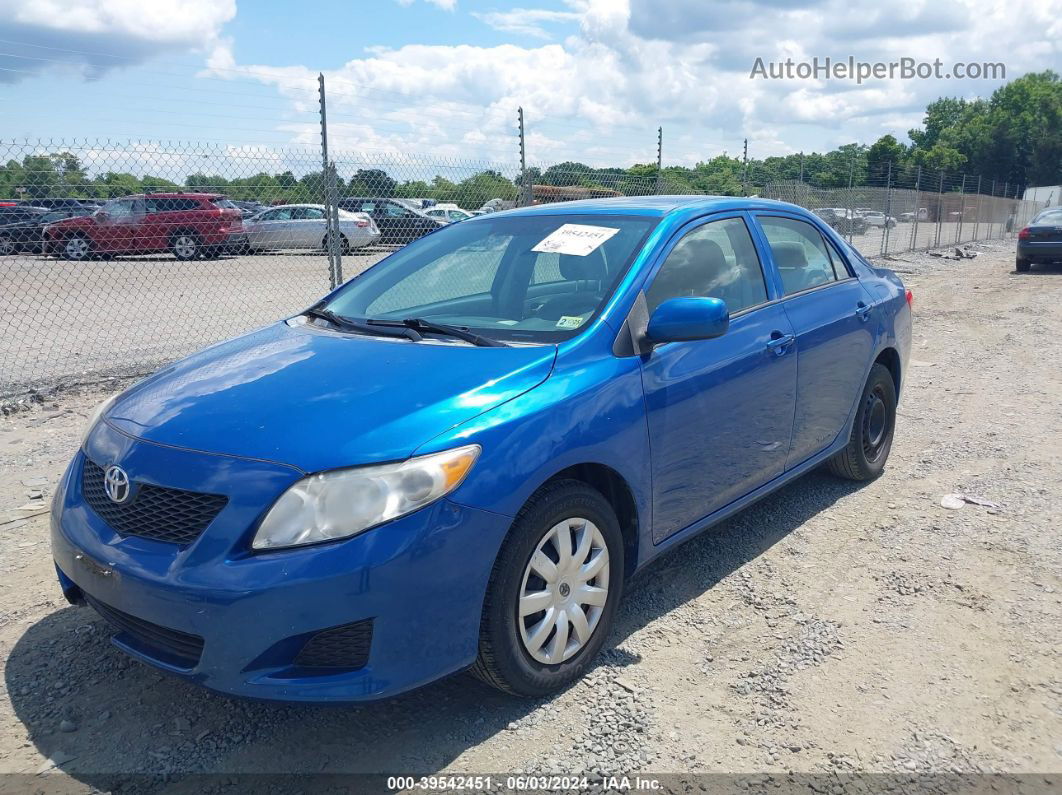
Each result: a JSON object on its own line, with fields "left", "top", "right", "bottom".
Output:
{"left": 81, "top": 458, "right": 227, "bottom": 545}
{"left": 294, "top": 619, "right": 373, "bottom": 670}
{"left": 85, "top": 593, "right": 204, "bottom": 668}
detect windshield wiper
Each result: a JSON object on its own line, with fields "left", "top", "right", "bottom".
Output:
{"left": 304, "top": 306, "right": 423, "bottom": 342}
{"left": 367, "top": 317, "right": 509, "bottom": 348}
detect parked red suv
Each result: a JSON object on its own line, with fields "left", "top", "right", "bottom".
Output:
{"left": 44, "top": 193, "right": 243, "bottom": 261}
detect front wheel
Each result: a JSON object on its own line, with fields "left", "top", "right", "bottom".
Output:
{"left": 0, "top": 235, "right": 16, "bottom": 256}
{"left": 60, "top": 233, "right": 92, "bottom": 261}
{"left": 471, "top": 480, "right": 624, "bottom": 696}
{"left": 827, "top": 362, "right": 897, "bottom": 481}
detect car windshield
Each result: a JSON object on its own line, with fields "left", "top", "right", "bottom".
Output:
{"left": 320, "top": 213, "right": 657, "bottom": 343}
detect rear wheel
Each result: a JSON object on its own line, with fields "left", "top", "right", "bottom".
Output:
{"left": 322, "top": 232, "right": 351, "bottom": 256}
{"left": 0, "top": 235, "right": 15, "bottom": 256}
{"left": 170, "top": 231, "right": 201, "bottom": 261}
{"left": 471, "top": 480, "right": 623, "bottom": 696}
{"left": 827, "top": 363, "right": 897, "bottom": 481}
{"left": 61, "top": 233, "right": 92, "bottom": 261}
{"left": 1015, "top": 257, "right": 1031, "bottom": 273}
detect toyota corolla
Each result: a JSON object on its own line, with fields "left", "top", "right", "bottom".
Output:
{"left": 51, "top": 196, "right": 911, "bottom": 701}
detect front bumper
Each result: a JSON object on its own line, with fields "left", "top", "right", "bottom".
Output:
{"left": 51, "top": 425, "right": 511, "bottom": 702}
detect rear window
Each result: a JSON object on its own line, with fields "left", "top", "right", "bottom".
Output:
{"left": 210, "top": 198, "right": 239, "bottom": 210}
{"left": 149, "top": 197, "right": 201, "bottom": 212}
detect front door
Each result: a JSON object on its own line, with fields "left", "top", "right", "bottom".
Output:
{"left": 753, "top": 213, "right": 876, "bottom": 469}
{"left": 639, "top": 214, "right": 798, "bottom": 543}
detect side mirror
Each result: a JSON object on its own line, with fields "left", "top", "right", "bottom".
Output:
{"left": 94, "top": 211, "right": 108, "bottom": 222}
{"left": 646, "top": 296, "right": 729, "bottom": 344}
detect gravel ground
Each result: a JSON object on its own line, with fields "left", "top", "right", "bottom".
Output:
{"left": 0, "top": 239, "right": 1058, "bottom": 792}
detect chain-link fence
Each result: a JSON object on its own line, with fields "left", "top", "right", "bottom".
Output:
{"left": 764, "top": 166, "right": 1042, "bottom": 257}
{"left": 0, "top": 137, "right": 1046, "bottom": 400}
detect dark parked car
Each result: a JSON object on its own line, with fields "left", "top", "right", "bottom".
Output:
{"left": 44, "top": 193, "right": 243, "bottom": 261}
{"left": 0, "top": 208, "right": 91, "bottom": 254}
{"left": 338, "top": 197, "right": 445, "bottom": 244}
{"left": 1016, "top": 207, "right": 1062, "bottom": 272}
{"left": 19, "top": 198, "right": 95, "bottom": 212}
{"left": 0, "top": 205, "right": 48, "bottom": 225}
{"left": 812, "top": 208, "right": 868, "bottom": 235}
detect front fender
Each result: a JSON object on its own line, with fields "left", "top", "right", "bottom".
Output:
{"left": 414, "top": 346, "right": 652, "bottom": 562}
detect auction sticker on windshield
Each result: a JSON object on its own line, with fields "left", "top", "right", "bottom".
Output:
{"left": 532, "top": 223, "right": 620, "bottom": 256}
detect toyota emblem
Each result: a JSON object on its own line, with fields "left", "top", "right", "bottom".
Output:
{"left": 103, "top": 465, "right": 131, "bottom": 504}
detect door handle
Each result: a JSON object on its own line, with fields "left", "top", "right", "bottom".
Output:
{"left": 855, "top": 302, "right": 873, "bottom": 321}
{"left": 766, "top": 332, "right": 795, "bottom": 355}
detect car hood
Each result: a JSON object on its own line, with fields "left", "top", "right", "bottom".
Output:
{"left": 105, "top": 321, "right": 557, "bottom": 472}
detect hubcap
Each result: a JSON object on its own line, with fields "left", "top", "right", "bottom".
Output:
{"left": 0, "top": 239, "right": 13, "bottom": 255}
{"left": 174, "top": 236, "right": 196, "bottom": 258}
{"left": 862, "top": 386, "right": 889, "bottom": 461}
{"left": 518, "top": 517, "right": 610, "bottom": 665}
{"left": 65, "top": 237, "right": 88, "bottom": 259}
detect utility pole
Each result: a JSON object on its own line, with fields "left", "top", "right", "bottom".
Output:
{"left": 517, "top": 106, "right": 529, "bottom": 207}
{"left": 319, "top": 73, "right": 339, "bottom": 289}
{"left": 798, "top": 151, "right": 805, "bottom": 182}
{"left": 655, "top": 126, "right": 663, "bottom": 195}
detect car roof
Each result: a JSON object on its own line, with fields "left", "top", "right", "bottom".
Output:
{"left": 141, "top": 192, "right": 223, "bottom": 199}
{"left": 491, "top": 195, "right": 814, "bottom": 219}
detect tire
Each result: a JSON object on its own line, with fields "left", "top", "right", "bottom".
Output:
{"left": 322, "top": 232, "right": 351, "bottom": 256}
{"left": 471, "top": 479, "right": 624, "bottom": 697}
{"left": 827, "top": 362, "right": 897, "bottom": 481}
{"left": 60, "top": 233, "right": 92, "bottom": 261}
{"left": 1015, "top": 257, "right": 1031, "bottom": 273}
{"left": 0, "top": 235, "right": 15, "bottom": 256}
{"left": 169, "top": 231, "right": 201, "bottom": 261}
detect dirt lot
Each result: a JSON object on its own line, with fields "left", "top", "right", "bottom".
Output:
{"left": 0, "top": 240, "right": 1058, "bottom": 791}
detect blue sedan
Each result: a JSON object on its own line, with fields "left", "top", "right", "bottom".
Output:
{"left": 51, "top": 196, "right": 912, "bottom": 701}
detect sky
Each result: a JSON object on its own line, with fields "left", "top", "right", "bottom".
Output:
{"left": 2, "top": 0, "right": 1061, "bottom": 181}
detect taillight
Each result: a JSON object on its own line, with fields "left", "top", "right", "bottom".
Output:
{"left": 1018, "top": 227, "right": 1030, "bottom": 240}
{"left": 905, "top": 289, "right": 914, "bottom": 308}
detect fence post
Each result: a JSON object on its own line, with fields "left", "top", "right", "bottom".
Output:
{"left": 655, "top": 126, "right": 663, "bottom": 195}
{"left": 328, "top": 161, "right": 343, "bottom": 285}
{"left": 910, "top": 165, "right": 922, "bottom": 251}
{"left": 972, "top": 175, "right": 982, "bottom": 241}
{"left": 517, "top": 106, "right": 530, "bottom": 207}
{"left": 318, "top": 73, "right": 338, "bottom": 290}
{"left": 741, "top": 138, "right": 748, "bottom": 197}
{"left": 934, "top": 170, "right": 945, "bottom": 248}
{"left": 1002, "top": 182, "right": 1009, "bottom": 238}
{"left": 882, "top": 161, "right": 893, "bottom": 255}
{"left": 846, "top": 154, "right": 856, "bottom": 245}
{"left": 956, "top": 173, "right": 966, "bottom": 244}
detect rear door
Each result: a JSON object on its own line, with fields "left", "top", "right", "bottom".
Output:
{"left": 752, "top": 213, "right": 876, "bottom": 469}
{"left": 639, "top": 213, "right": 797, "bottom": 542}
{"left": 292, "top": 206, "right": 327, "bottom": 248}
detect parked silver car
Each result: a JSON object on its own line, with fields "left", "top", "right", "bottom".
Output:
{"left": 243, "top": 204, "right": 379, "bottom": 253}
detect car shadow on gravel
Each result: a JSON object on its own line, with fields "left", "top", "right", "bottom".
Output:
{"left": 6, "top": 468, "right": 861, "bottom": 787}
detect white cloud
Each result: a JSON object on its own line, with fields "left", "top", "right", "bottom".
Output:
{"left": 200, "top": 0, "right": 1060, "bottom": 165}
{"left": 473, "top": 8, "right": 581, "bottom": 39}
{"left": 0, "top": 0, "right": 235, "bottom": 82}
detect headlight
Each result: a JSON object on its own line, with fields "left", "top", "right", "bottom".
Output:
{"left": 252, "top": 444, "right": 480, "bottom": 550}
{"left": 81, "top": 394, "right": 118, "bottom": 448}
